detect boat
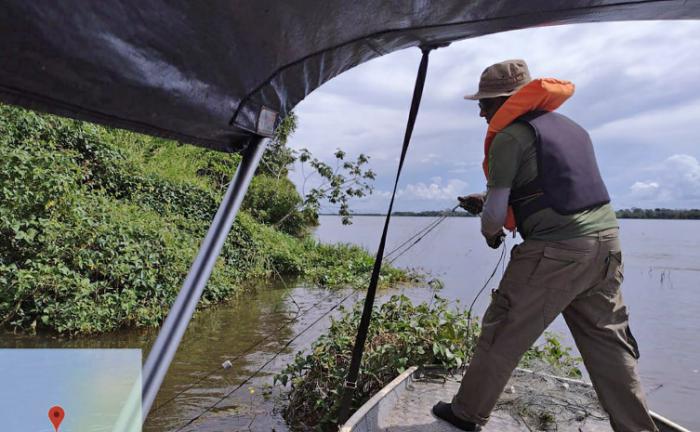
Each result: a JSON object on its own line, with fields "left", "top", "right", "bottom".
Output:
{"left": 2, "top": 2, "right": 699, "bottom": 429}
{"left": 340, "top": 366, "right": 691, "bottom": 432}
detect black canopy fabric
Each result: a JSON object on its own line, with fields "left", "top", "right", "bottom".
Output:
{"left": 2, "top": 1, "right": 699, "bottom": 153}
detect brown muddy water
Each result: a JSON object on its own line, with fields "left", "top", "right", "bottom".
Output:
{"left": 1, "top": 217, "right": 698, "bottom": 431}
{"left": 0, "top": 279, "right": 375, "bottom": 431}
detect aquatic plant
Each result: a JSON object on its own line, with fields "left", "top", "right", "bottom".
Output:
{"left": 275, "top": 295, "right": 582, "bottom": 431}
{"left": 521, "top": 332, "right": 582, "bottom": 378}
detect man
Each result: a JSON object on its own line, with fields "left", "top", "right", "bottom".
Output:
{"left": 432, "top": 59, "right": 658, "bottom": 432}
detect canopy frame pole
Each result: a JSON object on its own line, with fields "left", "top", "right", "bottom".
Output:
{"left": 141, "top": 136, "right": 269, "bottom": 419}
{"left": 336, "top": 44, "right": 441, "bottom": 426}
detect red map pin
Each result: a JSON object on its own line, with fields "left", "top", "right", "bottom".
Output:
{"left": 48, "top": 406, "right": 65, "bottom": 432}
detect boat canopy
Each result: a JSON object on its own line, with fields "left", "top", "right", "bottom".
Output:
{"left": 4, "top": 3, "right": 700, "bottom": 426}
{"left": 2, "top": 1, "right": 700, "bottom": 152}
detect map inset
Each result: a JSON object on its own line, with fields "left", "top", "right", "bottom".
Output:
{"left": 0, "top": 349, "right": 142, "bottom": 432}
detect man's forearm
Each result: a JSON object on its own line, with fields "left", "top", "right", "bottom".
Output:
{"left": 481, "top": 187, "right": 510, "bottom": 236}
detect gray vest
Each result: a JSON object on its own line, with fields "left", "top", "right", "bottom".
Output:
{"left": 509, "top": 111, "right": 610, "bottom": 225}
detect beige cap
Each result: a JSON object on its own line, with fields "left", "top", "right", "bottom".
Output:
{"left": 464, "top": 59, "right": 531, "bottom": 100}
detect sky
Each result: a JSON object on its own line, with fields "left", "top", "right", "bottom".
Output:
{"left": 285, "top": 20, "right": 700, "bottom": 213}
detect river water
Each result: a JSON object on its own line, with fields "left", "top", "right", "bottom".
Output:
{"left": 315, "top": 216, "right": 700, "bottom": 431}
{"left": 1, "top": 217, "right": 698, "bottom": 431}
{"left": 1, "top": 277, "right": 366, "bottom": 431}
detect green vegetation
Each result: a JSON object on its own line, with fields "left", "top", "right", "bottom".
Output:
{"left": 616, "top": 208, "right": 700, "bottom": 219}
{"left": 276, "top": 295, "right": 581, "bottom": 431}
{"left": 295, "top": 148, "right": 375, "bottom": 225}
{"left": 0, "top": 105, "right": 407, "bottom": 334}
{"left": 521, "top": 332, "right": 582, "bottom": 378}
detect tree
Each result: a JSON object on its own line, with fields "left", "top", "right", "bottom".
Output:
{"left": 294, "top": 147, "right": 375, "bottom": 225}
{"left": 243, "top": 112, "right": 376, "bottom": 233}
{"left": 259, "top": 112, "right": 298, "bottom": 178}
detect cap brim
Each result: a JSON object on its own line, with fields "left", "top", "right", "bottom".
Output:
{"left": 463, "top": 89, "right": 518, "bottom": 100}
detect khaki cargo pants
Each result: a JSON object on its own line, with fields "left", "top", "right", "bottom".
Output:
{"left": 452, "top": 228, "right": 658, "bottom": 432}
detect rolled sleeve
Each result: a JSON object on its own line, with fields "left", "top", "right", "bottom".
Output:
{"left": 481, "top": 187, "right": 510, "bottom": 236}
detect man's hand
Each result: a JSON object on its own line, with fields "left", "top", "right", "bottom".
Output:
{"left": 458, "top": 193, "right": 484, "bottom": 215}
{"left": 484, "top": 230, "right": 506, "bottom": 249}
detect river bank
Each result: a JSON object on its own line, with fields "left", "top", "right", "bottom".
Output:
{"left": 0, "top": 105, "right": 408, "bottom": 335}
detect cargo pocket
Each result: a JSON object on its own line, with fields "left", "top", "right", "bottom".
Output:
{"left": 625, "top": 324, "right": 641, "bottom": 359}
{"left": 599, "top": 250, "right": 624, "bottom": 296}
{"left": 530, "top": 246, "right": 588, "bottom": 324}
{"left": 529, "top": 246, "right": 587, "bottom": 287}
{"left": 477, "top": 290, "right": 510, "bottom": 351}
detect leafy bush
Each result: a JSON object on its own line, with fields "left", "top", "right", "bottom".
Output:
{"left": 521, "top": 332, "right": 582, "bottom": 378}
{"left": 275, "top": 295, "right": 478, "bottom": 431}
{"left": 98, "top": 127, "right": 241, "bottom": 192}
{"left": 1, "top": 195, "right": 193, "bottom": 333}
{"left": 0, "top": 104, "right": 406, "bottom": 334}
{"left": 301, "top": 242, "right": 409, "bottom": 288}
{"left": 275, "top": 295, "right": 582, "bottom": 431}
{"left": 0, "top": 133, "right": 81, "bottom": 264}
{"left": 258, "top": 112, "right": 297, "bottom": 178}
{"left": 242, "top": 175, "right": 308, "bottom": 236}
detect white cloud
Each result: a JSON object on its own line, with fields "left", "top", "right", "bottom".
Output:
{"left": 287, "top": 20, "right": 700, "bottom": 212}
{"left": 629, "top": 181, "right": 660, "bottom": 200}
{"left": 421, "top": 154, "right": 441, "bottom": 164}
{"left": 624, "top": 155, "right": 700, "bottom": 206}
{"left": 397, "top": 178, "right": 468, "bottom": 201}
{"left": 591, "top": 99, "right": 700, "bottom": 149}
{"left": 666, "top": 154, "right": 700, "bottom": 185}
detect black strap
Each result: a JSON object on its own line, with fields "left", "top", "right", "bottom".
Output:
{"left": 336, "top": 46, "right": 433, "bottom": 426}
{"left": 509, "top": 176, "right": 548, "bottom": 225}
{"left": 509, "top": 178, "right": 542, "bottom": 203}
{"left": 511, "top": 192, "right": 549, "bottom": 225}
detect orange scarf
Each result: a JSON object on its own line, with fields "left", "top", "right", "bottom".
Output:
{"left": 482, "top": 78, "right": 575, "bottom": 231}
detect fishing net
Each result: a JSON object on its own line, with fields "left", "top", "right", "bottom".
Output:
{"left": 414, "top": 363, "right": 611, "bottom": 432}
{"left": 494, "top": 363, "right": 610, "bottom": 431}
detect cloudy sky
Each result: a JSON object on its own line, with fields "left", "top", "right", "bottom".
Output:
{"left": 286, "top": 20, "right": 700, "bottom": 213}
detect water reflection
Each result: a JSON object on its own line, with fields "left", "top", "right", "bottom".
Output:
{"left": 1, "top": 278, "right": 363, "bottom": 431}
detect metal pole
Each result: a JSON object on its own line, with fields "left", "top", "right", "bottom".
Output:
{"left": 141, "top": 136, "right": 268, "bottom": 419}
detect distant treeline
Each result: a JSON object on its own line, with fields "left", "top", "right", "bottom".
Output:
{"left": 615, "top": 208, "right": 700, "bottom": 220}
{"left": 331, "top": 210, "right": 474, "bottom": 217}
{"left": 323, "top": 208, "right": 700, "bottom": 220}
{"left": 392, "top": 210, "right": 473, "bottom": 217}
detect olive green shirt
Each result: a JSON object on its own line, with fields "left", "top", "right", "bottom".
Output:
{"left": 487, "top": 122, "right": 618, "bottom": 241}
